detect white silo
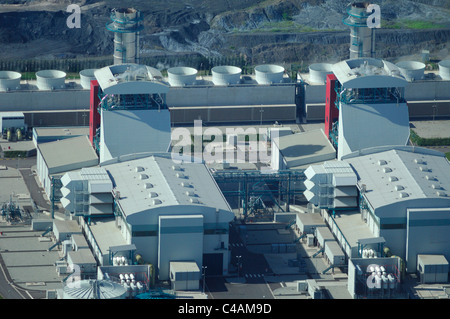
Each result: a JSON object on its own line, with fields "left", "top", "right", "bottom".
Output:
{"left": 79, "top": 69, "right": 98, "bottom": 89}
{"left": 167, "top": 67, "right": 198, "bottom": 86}
{"left": 395, "top": 61, "right": 425, "bottom": 82}
{"left": 63, "top": 279, "right": 127, "bottom": 299}
{"left": 254, "top": 64, "right": 285, "bottom": 84}
{"left": 308, "top": 63, "right": 334, "bottom": 84}
{"left": 0, "top": 71, "right": 21, "bottom": 91}
{"left": 438, "top": 59, "right": 450, "bottom": 80}
{"left": 36, "top": 70, "right": 66, "bottom": 90}
{"left": 211, "top": 65, "right": 242, "bottom": 85}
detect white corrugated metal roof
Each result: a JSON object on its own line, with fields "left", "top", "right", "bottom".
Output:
{"left": 104, "top": 154, "right": 232, "bottom": 222}
{"left": 345, "top": 147, "right": 450, "bottom": 210}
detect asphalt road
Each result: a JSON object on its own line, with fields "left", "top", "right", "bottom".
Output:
{"left": 205, "top": 223, "right": 275, "bottom": 299}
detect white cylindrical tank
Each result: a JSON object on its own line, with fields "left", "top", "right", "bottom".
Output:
{"left": 255, "top": 64, "right": 285, "bottom": 84}
{"left": 395, "top": 61, "right": 425, "bottom": 82}
{"left": 0, "top": 71, "right": 21, "bottom": 91}
{"left": 63, "top": 280, "right": 127, "bottom": 299}
{"left": 438, "top": 59, "right": 450, "bottom": 80}
{"left": 79, "top": 69, "right": 98, "bottom": 89}
{"left": 167, "top": 67, "right": 198, "bottom": 86}
{"left": 211, "top": 65, "right": 242, "bottom": 85}
{"left": 36, "top": 70, "right": 66, "bottom": 90}
{"left": 308, "top": 63, "right": 333, "bottom": 84}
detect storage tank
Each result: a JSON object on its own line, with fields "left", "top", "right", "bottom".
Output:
{"left": 211, "top": 65, "right": 241, "bottom": 85}
{"left": 438, "top": 59, "right": 450, "bottom": 80}
{"left": 63, "top": 279, "right": 127, "bottom": 299}
{"left": 255, "top": 64, "right": 285, "bottom": 84}
{"left": 167, "top": 67, "right": 198, "bottom": 86}
{"left": 0, "top": 71, "right": 21, "bottom": 91}
{"left": 395, "top": 61, "right": 425, "bottom": 81}
{"left": 308, "top": 63, "right": 333, "bottom": 84}
{"left": 79, "top": 69, "right": 98, "bottom": 89}
{"left": 36, "top": 70, "right": 66, "bottom": 90}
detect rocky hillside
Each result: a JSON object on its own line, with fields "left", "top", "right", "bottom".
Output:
{"left": 0, "top": 0, "right": 449, "bottom": 68}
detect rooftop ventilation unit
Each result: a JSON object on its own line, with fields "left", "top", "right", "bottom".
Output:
{"left": 395, "top": 185, "right": 404, "bottom": 191}
{"left": 431, "top": 184, "right": 442, "bottom": 190}
{"left": 383, "top": 167, "right": 392, "bottom": 173}
{"left": 181, "top": 182, "right": 192, "bottom": 188}
{"left": 176, "top": 173, "right": 185, "bottom": 179}
{"left": 378, "top": 160, "right": 387, "bottom": 166}
{"left": 438, "top": 59, "right": 450, "bottom": 80}
{"left": 414, "top": 158, "right": 425, "bottom": 164}
{"left": 152, "top": 199, "right": 162, "bottom": 205}
{"left": 419, "top": 166, "right": 429, "bottom": 172}
{"left": 135, "top": 166, "right": 144, "bottom": 172}
{"left": 139, "top": 174, "right": 149, "bottom": 180}
{"left": 389, "top": 176, "right": 398, "bottom": 182}
{"left": 436, "top": 191, "right": 447, "bottom": 197}
{"left": 144, "top": 183, "right": 153, "bottom": 189}
{"left": 185, "top": 190, "right": 195, "bottom": 196}
{"left": 149, "top": 192, "right": 158, "bottom": 198}
{"left": 172, "top": 165, "right": 182, "bottom": 171}
{"left": 0, "top": 71, "right": 21, "bottom": 91}
{"left": 396, "top": 61, "right": 425, "bottom": 82}
{"left": 212, "top": 66, "right": 242, "bottom": 85}
{"left": 425, "top": 175, "right": 436, "bottom": 181}
{"left": 399, "top": 192, "right": 409, "bottom": 198}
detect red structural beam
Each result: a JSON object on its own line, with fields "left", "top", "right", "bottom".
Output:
{"left": 325, "top": 73, "right": 338, "bottom": 138}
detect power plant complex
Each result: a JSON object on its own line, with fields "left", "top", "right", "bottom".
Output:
{"left": 0, "top": 2, "right": 449, "bottom": 300}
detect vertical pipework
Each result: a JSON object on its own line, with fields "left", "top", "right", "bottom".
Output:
{"left": 343, "top": 2, "right": 375, "bottom": 59}
{"left": 106, "top": 8, "right": 143, "bottom": 65}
